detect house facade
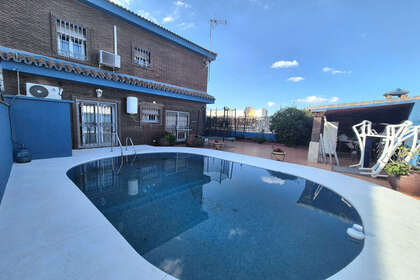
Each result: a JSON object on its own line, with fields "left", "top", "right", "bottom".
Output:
{"left": 0, "top": 0, "right": 216, "bottom": 148}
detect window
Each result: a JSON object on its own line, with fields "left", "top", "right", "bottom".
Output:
{"left": 134, "top": 47, "right": 151, "bottom": 67}
{"left": 141, "top": 103, "right": 161, "bottom": 123}
{"left": 56, "top": 19, "right": 87, "bottom": 60}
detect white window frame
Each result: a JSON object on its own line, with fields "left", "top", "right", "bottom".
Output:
{"left": 56, "top": 19, "right": 87, "bottom": 61}
{"left": 134, "top": 47, "right": 151, "bottom": 67}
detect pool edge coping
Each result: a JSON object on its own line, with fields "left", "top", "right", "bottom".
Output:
{"left": 1, "top": 146, "right": 420, "bottom": 280}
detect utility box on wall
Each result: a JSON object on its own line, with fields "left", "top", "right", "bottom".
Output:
{"left": 5, "top": 95, "right": 73, "bottom": 160}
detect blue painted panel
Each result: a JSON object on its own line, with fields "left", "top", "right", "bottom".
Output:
{"left": 234, "top": 131, "right": 277, "bottom": 142}
{"left": 77, "top": 0, "right": 216, "bottom": 60}
{"left": 5, "top": 95, "right": 73, "bottom": 160}
{"left": 0, "top": 102, "right": 12, "bottom": 203}
{"left": 1, "top": 60, "right": 214, "bottom": 104}
{"left": 213, "top": 130, "right": 277, "bottom": 142}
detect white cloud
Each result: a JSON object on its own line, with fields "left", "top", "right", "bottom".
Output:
{"left": 287, "top": 76, "right": 304, "bottom": 82}
{"left": 322, "top": 67, "right": 351, "bottom": 75}
{"left": 267, "top": 101, "right": 276, "bottom": 107}
{"left": 137, "top": 9, "right": 159, "bottom": 24}
{"left": 178, "top": 22, "right": 195, "bottom": 30}
{"left": 163, "top": 1, "right": 191, "bottom": 25}
{"left": 261, "top": 176, "right": 285, "bottom": 185}
{"left": 271, "top": 60, "right": 299, "bottom": 69}
{"left": 163, "top": 16, "right": 175, "bottom": 23}
{"left": 110, "top": 0, "right": 131, "bottom": 7}
{"left": 174, "top": 1, "right": 191, "bottom": 8}
{"left": 296, "top": 96, "right": 340, "bottom": 104}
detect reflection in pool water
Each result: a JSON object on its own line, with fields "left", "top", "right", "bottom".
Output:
{"left": 67, "top": 153, "right": 363, "bottom": 280}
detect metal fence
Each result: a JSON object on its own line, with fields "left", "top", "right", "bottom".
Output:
{"left": 205, "top": 107, "right": 274, "bottom": 140}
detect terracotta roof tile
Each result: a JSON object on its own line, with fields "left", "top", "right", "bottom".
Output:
{"left": 0, "top": 49, "right": 215, "bottom": 102}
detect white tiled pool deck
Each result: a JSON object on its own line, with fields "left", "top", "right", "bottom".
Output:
{"left": 1, "top": 146, "right": 420, "bottom": 280}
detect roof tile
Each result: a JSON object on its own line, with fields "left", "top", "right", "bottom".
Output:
{"left": 0, "top": 49, "right": 215, "bottom": 101}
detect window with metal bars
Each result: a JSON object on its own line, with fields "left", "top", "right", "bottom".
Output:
{"left": 56, "top": 19, "right": 87, "bottom": 61}
{"left": 134, "top": 47, "right": 151, "bottom": 67}
{"left": 141, "top": 104, "right": 161, "bottom": 123}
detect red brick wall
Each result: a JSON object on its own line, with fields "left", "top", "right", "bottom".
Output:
{"left": 3, "top": 71, "right": 206, "bottom": 147}
{"left": 0, "top": 0, "right": 209, "bottom": 92}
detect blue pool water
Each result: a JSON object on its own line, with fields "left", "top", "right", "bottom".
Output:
{"left": 67, "top": 153, "right": 363, "bottom": 280}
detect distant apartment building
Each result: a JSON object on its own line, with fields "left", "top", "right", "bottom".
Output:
{"left": 0, "top": 0, "right": 216, "bottom": 148}
{"left": 207, "top": 107, "right": 271, "bottom": 133}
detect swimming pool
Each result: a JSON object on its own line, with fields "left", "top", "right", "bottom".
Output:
{"left": 67, "top": 152, "right": 363, "bottom": 280}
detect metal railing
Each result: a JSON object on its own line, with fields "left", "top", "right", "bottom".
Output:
{"left": 110, "top": 131, "right": 123, "bottom": 157}
{"left": 125, "top": 136, "right": 136, "bottom": 154}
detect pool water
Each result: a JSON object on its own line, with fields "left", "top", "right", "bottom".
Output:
{"left": 67, "top": 153, "right": 363, "bottom": 280}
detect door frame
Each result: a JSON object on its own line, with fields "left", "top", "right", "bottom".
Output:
{"left": 75, "top": 99, "right": 119, "bottom": 148}
{"left": 165, "top": 110, "right": 191, "bottom": 142}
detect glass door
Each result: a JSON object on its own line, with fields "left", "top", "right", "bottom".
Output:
{"left": 165, "top": 111, "right": 190, "bottom": 142}
{"left": 177, "top": 112, "right": 190, "bottom": 142}
{"left": 98, "top": 104, "right": 114, "bottom": 146}
{"left": 78, "top": 101, "right": 117, "bottom": 147}
{"left": 79, "top": 102, "right": 98, "bottom": 146}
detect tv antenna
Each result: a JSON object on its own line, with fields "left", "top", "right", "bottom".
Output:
{"left": 209, "top": 18, "right": 227, "bottom": 50}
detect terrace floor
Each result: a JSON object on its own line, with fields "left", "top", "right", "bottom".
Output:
{"left": 2, "top": 146, "right": 420, "bottom": 279}
{"left": 205, "top": 139, "right": 411, "bottom": 194}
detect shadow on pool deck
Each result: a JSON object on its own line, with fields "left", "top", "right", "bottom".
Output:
{"left": 202, "top": 140, "right": 420, "bottom": 200}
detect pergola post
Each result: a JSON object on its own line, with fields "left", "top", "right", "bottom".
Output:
{"left": 307, "top": 111, "right": 325, "bottom": 163}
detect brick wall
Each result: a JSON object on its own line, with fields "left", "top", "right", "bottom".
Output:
{"left": 0, "top": 0, "right": 209, "bottom": 92}
{"left": 4, "top": 71, "right": 206, "bottom": 148}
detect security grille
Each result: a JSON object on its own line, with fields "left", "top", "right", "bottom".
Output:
{"left": 134, "top": 47, "right": 151, "bottom": 67}
{"left": 141, "top": 104, "right": 161, "bottom": 123}
{"left": 77, "top": 101, "right": 117, "bottom": 147}
{"left": 56, "top": 19, "right": 87, "bottom": 60}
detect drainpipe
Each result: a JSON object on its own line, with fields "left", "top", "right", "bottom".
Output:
{"left": 16, "top": 70, "right": 21, "bottom": 95}
{"left": 114, "top": 25, "right": 118, "bottom": 55}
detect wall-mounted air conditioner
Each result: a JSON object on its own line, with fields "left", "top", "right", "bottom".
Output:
{"left": 26, "top": 83, "right": 62, "bottom": 99}
{"left": 99, "top": 50, "right": 121, "bottom": 68}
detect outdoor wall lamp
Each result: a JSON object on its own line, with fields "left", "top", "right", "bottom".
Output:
{"left": 96, "top": 88, "right": 103, "bottom": 98}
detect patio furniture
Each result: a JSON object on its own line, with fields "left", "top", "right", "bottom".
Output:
{"left": 271, "top": 145, "right": 286, "bottom": 161}
{"left": 319, "top": 117, "right": 340, "bottom": 166}
{"left": 351, "top": 120, "right": 420, "bottom": 177}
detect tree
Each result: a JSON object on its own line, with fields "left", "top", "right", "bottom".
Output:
{"left": 270, "top": 107, "right": 313, "bottom": 146}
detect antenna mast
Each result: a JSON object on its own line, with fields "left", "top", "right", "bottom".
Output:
{"left": 208, "top": 18, "right": 227, "bottom": 82}
{"left": 209, "top": 18, "right": 227, "bottom": 50}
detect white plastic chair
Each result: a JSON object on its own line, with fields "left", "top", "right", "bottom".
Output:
{"left": 352, "top": 120, "right": 420, "bottom": 177}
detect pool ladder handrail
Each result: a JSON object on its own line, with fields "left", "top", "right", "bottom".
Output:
{"left": 125, "top": 136, "right": 136, "bottom": 155}
{"left": 110, "top": 131, "right": 124, "bottom": 157}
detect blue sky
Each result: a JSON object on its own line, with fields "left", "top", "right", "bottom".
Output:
{"left": 112, "top": 0, "right": 420, "bottom": 116}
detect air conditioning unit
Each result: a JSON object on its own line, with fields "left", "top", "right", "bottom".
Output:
{"left": 26, "top": 83, "right": 62, "bottom": 99}
{"left": 99, "top": 50, "right": 121, "bottom": 68}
